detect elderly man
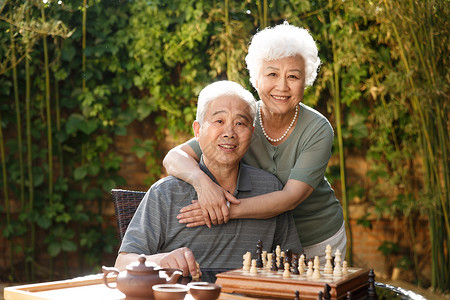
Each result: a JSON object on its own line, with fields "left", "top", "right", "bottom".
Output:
{"left": 115, "top": 81, "right": 301, "bottom": 277}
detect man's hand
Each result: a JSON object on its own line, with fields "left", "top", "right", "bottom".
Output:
{"left": 156, "top": 248, "right": 200, "bottom": 277}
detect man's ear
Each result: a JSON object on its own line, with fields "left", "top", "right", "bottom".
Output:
{"left": 193, "top": 121, "right": 201, "bottom": 139}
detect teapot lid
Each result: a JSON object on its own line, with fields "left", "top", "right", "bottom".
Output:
{"left": 126, "top": 255, "right": 160, "bottom": 272}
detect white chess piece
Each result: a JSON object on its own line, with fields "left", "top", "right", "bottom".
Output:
{"left": 276, "top": 245, "right": 281, "bottom": 258}
{"left": 250, "top": 259, "right": 258, "bottom": 274}
{"left": 298, "top": 261, "right": 305, "bottom": 275}
{"left": 312, "top": 256, "right": 321, "bottom": 279}
{"left": 300, "top": 254, "right": 306, "bottom": 271}
{"left": 262, "top": 250, "right": 267, "bottom": 268}
{"left": 306, "top": 261, "right": 314, "bottom": 278}
{"left": 266, "top": 253, "right": 273, "bottom": 270}
{"left": 333, "top": 249, "right": 342, "bottom": 277}
{"left": 324, "top": 244, "right": 333, "bottom": 274}
{"left": 243, "top": 252, "right": 251, "bottom": 271}
{"left": 283, "top": 263, "right": 291, "bottom": 278}
{"left": 342, "top": 260, "right": 348, "bottom": 275}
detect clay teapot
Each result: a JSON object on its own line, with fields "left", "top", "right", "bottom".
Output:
{"left": 102, "top": 255, "right": 183, "bottom": 300}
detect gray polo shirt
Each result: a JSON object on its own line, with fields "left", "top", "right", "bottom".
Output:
{"left": 119, "top": 158, "right": 302, "bottom": 269}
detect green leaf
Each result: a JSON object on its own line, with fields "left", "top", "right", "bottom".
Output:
{"left": 66, "top": 114, "right": 84, "bottom": 134}
{"left": 74, "top": 165, "right": 88, "bottom": 180}
{"left": 61, "top": 240, "right": 77, "bottom": 252}
{"left": 48, "top": 243, "right": 61, "bottom": 257}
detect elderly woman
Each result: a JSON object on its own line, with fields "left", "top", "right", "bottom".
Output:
{"left": 163, "top": 22, "right": 346, "bottom": 262}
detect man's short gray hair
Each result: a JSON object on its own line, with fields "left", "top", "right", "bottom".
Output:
{"left": 245, "top": 21, "right": 321, "bottom": 88}
{"left": 196, "top": 81, "right": 257, "bottom": 125}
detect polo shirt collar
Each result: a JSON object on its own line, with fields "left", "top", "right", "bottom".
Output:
{"left": 199, "top": 155, "right": 252, "bottom": 195}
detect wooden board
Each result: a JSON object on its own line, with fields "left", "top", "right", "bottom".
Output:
{"left": 3, "top": 274, "right": 257, "bottom": 300}
{"left": 3, "top": 274, "right": 125, "bottom": 300}
{"left": 215, "top": 267, "right": 370, "bottom": 299}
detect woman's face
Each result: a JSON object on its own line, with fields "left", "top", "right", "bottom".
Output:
{"left": 255, "top": 55, "right": 306, "bottom": 115}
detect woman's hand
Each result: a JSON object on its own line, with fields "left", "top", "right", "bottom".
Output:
{"left": 177, "top": 201, "right": 205, "bottom": 227}
{"left": 185, "top": 179, "right": 239, "bottom": 227}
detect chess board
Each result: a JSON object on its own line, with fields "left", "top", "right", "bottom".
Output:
{"left": 215, "top": 267, "right": 370, "bottom": 299}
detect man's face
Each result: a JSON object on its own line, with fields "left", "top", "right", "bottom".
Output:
{"left": 194, "top": 95, "right": 254, "bottom": 170}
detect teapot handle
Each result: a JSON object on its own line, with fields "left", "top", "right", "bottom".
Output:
{"left": 102, "top": 266, "right": 119, "bottom": 289}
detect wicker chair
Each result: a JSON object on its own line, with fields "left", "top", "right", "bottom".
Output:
{"left": 111, "top": 188, "right": 146, "bottom": 241}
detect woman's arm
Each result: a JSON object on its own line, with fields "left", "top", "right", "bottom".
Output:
{"left": 230, "top": 179, "right": 313, "bottom": 219}
{"left": 162, "top": 143, "right": 239, "bottom": 227}
{"left": 177, "top": 179, "right": 313, "bottom": 226}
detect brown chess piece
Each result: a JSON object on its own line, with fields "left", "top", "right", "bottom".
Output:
{"left": 367, "top": 268, "right": 377, "bottom": 300}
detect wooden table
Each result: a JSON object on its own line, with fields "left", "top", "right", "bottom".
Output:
{"left": 3, "top": 274, "right": 258, "bottom": 300}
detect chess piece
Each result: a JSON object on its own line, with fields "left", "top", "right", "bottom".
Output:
{"left": 367, "top": 268, "right": 377, "bottom": 300}
{"left": 283, "top": 263, "right": 291, "bottom": 278}
{"left": 285, "top": 249, "right": 292, "bottom": 266}
{"left": 342, "top": 260, "right": 348, "bottom": 275}
{"left": 323, "top": 283, "right": 331, "bottom": 300}
{"left": 300, "top": 254, "right": 306, "bottom": 272}
{"left": 262, "top": 250, "right": 267, "bottom": 268}
{"left": 276, "top": 245, "right": 281, "bottom": 258}
{"left": 318, "top": 291, "right": 323, "bottom": 300}
{"left": 278, "top": 251, "right": 285, "bottom": 270}
{"left": 250, "top": 259, "right": 258, "bottom": 274}
{"left": 243, "top": 252, "right": 251, "bottom": 271}
{"left": 312, "top": 256, "right": 321, "bottom": 279}
{"left": 294, "top": 290, "right": 300, "bottom": 300}
{"left": 333, "top": 249, "right": 342, "bottom": 277}
{"left": 324, "top": 244, "right": 333, "bottom": 274}
{"left": 292, "top": 253, "right": 300, "bottom": 275}
{"left": 306, "top": 261, "right": 313, "bottom": 278}
{"left": 298, "top": 261, "right": 305, "bottom": 275}
{"left": 256, "top": 240, "right": 263, "bottom": 268}
{"left": 266, "top": 253, "right": 273, "bottom": 270}
{"left": 271, "top": 250, "right": 278, "bottom": 271}
{"left": 346, "top": 291, "right": 352, "bottom": 300}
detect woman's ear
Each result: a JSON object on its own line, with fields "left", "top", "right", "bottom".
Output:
{"left": 193, "top": 121, "right": 201, "bottom": 139}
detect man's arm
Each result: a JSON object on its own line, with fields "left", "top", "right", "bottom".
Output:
{"left": 115, "top": 248, "right": 200, "bottom": 277}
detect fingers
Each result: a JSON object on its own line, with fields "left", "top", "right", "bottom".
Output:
{"left": 183, "top": 248, "right": 200, "bottom": 277}
{"left": 201, "top": 207, "right": 212, "bottom": 228}
{"left": 163, "top": 248, "right": 198, "bottom": 277}
{"left": 186, "top": 220, "right": 207, "bottom": 228}
{"left": 179, "top": 202, "right": 200, "bottom": 213}
{"left": 225, "top": 192, "right": 240, "bottom": 204}
{"left": 177, "top": 213, "right": 205, "bottom": 224}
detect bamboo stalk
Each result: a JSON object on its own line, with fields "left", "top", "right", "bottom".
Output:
{"left": 24, "top": 0, "right": 36, "bottom": 282}
{"left": 82, "top": 0, "right": 87, "bottom": 92}
{"left": 10, "top": 7, "right": 25, "bottom": 209}
{"left": 328, "top": 0, "right": 352, "bottom": 264}
{"left": 0, "top": 111, "right": 15, "bottom": 280}
{"left": 256, "top": 0, "right": 263, "bottom": 28}
{"left": 263, "top": 0, "right": 267, "bottom": 28}
{"left": 41, "top": 3, "right": 54, "bottom": 280}
{"left": 41, "top": 4, "right": 53, "bottom": 201}
{"left": 224, "top": 0, "right": 231, "bottom": 80}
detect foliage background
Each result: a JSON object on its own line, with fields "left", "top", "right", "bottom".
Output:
{"left": 0, "top": 0, "right": 448, "bottom": 293}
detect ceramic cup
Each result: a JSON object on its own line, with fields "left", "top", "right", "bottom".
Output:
{"left": 188, "top": 282, "right": 222, "bottom": 300}
{"left": 152, "top": 283, "right": 189, "bottom": 300}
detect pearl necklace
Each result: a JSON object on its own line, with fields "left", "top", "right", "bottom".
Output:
{"left": 259, "top": 105, "right": 298, "bottom": 143}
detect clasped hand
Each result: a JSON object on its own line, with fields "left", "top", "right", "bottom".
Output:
{"left": 177, "top": 182, "right": 240, "bottom": 227}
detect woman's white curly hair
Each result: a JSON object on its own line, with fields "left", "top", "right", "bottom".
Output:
{"left": 245, "top": 21, "right": 321, "bottom": 88}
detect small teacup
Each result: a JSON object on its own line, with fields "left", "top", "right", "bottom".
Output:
{"left": 188, "top": 282, "right": 222, "bottom": 300}
{"left": 152, "top": 283, "right": 189, "bottom": 300}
